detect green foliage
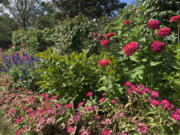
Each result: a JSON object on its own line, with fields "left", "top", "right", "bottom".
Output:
{"left": 0, "top": 14, "right": 18, "bottom": 41}
{"left": 36, "top": 49, "right": 125, "bottom": 101}
{"left": 12, "top": 29, "right": 44, "bottom": 53}
{"left": 0, "top": 111, "right": 15, "bottom": 135}
{"left": 42, "top": 15, "right": 97, "bottom": 53}
{"left": 52, "top": 0, "right": 126, "bottom": 18}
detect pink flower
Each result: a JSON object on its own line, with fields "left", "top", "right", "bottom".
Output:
{"left": 15, "top": 117, "right": 24, "bottom": 124}
{"left": 124, "top": 81, "right": 132, "bottom": 87}
{"left": 102, "top": 129, "right": 111, "bottom": 135}
{"left": 150, "top": 99, "right": 160, "bottom": 106}
{"left": 78, "top": 102, "right": 85, "bottom": 109}
{"left": 123, "top": 42, "right": 140, "bottom": 56}
{"left": 81, "top": 130, "right": 90, "bottom": 135}
{"left": 65, "top": 103, "right": 73, "bottom": 109}
{"left": 157, "top": 27, "right": 171, "bottom": 37}
{"left": 151, "top": 91, "right": 159, "bottom": 98}
{"left": 171, "top": 109, "right": 180, "bottom": 120}
{"left": 95, "top": 115, "right": 101, "bottom": 119}
{"left": 98, "top": 59, "right": 110, "bottom": 67}
{"left": 160, "top": 99, "right": 174, "bottom": 110}
{"left": 123, "top": 20, "right": 132, "bottom": 26}
{"left": 99, "top": 97, "right": 107, "bottom": 102}
{"left": 101, "top": 39, "right": 109, "bottom": 46}
{"left": 98, "top": 34, "right": 103, "bottom": 39}
{"left": 150, "top": 41, "right": 165, "bottom": 52}
{"left": 85, "top": 106, "right": 94, "bottom": 111}
{"left": 120, "top": 133, "right": 128, "bottom": 135}
{"left": 170, "top": 15, "right": 180, "bottom": 23}
{"left": 86, "top": 91, "right": 94, "bottom": 97}
{"left": 147, "top": 20, "right": 160, "bottom": 30}
{"left": 101, "top": 118, "right": 112, "bottom": 125}
{"left": 67, "top": 126, "right": 75, "bottom": 133}
{"left": 105, "top": 32, "right": 115, "bottom": 39}
{"left": 42, "top": 93, "right": 49, "bottom": 101}
{"left": 110, "top": 99, "right": 118, "bottom": 104}
{"left": 118, "top": 112, "right": 125, "bottom": 117}
{"left": 137, "top": 123, "right": 148, "bottom": 134}
{"left": 16, "top": 128, "right": 24, "bottom": 135}
{"left": 92, "top": 33, "right": 97, "bottom": 37}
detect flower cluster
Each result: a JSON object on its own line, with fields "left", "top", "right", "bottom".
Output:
{"left": 0, "top": 82, "right": 179, "bottom": 135}
{"left": 150, "top": 41, "right": 165, "bottom": 52}
{"left": 2, "top": 52, "right": 39, "bottom": 71}
{"left": 171, "top": 109, "right": 180, "bottom": 120}
{"left": 98, "top": 59, "right": 110, "bottom": 67}
{"left": 91, "top": 32, "right": 115, "bottom": 48}
{"left": 147, "top": 20, "right": 160, "bottom": 30}
{"left": 123, "top": 42, "right": 140, "bottom": 56}
{"left": 170, "top": 15, "right": 180, "bottom": 23}
{"left": 124, "top": 82, "right": 177, "bottom": 114}
{"left": 123, "top": 20, "right": 132, "bottom": 26}
{"left": 157, "top": 27, "right": 171, "bottom": 37}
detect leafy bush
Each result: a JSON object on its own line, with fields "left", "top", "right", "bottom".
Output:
{"left": 42, "top": 15, "right": 97, "bottom": 53}
{"left": 12, "top": 29, "right": 44, "bottom": 53}
{"left": 36, "top": 49, "right": 126, "bottom": 101}
{"left": 0, "top": 83, "right": 179, "bottom": 135}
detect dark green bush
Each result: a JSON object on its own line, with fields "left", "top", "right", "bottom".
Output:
{"left": 42, "top": 15, "right": 97, "bottom": 53}
{"left": 12, "top": 29, "right": 44, "bottom": 53}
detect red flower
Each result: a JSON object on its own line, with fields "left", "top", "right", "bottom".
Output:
{"left": 147, "top": 20, "right": 160, "bottom": 30}
{"left": 102, "top": 129, "right": 111, "bottom": 135}
{"left": 99, "top": 97, "right": 107, "bottom": 102}
{"left": 92, "top": 33, "right": 97, "bottom": 37}
{"left": 67, "top": 126, "right": 75, "bottom": 133}
{"left": 123, "top": 20, "right": 132, "bottom": 26}
{"left": 16, "top": 128, "right": 24, "bottom": 135}
{"left": 98, "top": 59, "right": 110, "bottom": 67}
{"left": 170, "top": 15, "right": 180, "bottom": 23}
{"left": 157, "top": 27, "right": 171, "bottom": 37}
{"left": 86, "top": 91, "right": 94, "bottom": 97}
{"left": 150, "top": 99, "right": 160, "bottom": 106}
{"left": 150, "top": 41, "right": 165, "bottom": 52}
{"left": 65, "top": 103, "right": 73, "bottom": 109}
{"left": 105, "top": 32, "right": 115, "bottom": 39}
{"left": 171, "top": 109, "right": 180, "bottom": 120}
{"left": 110, "top": 99, "right": 118, "bottom": 104}
{"left": 101, "top": 39, "right": 109, "bottom": 46}
{"left": 123, "top": 42, "right": 139, "bottom": 56}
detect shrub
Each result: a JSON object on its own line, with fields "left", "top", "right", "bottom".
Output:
{"left": 36, "top": 49, "right": 126, "bottom": 101}
{"left": 42, "top": 15, "right": 97, "bottom": 53}
{"left": 12, "top": 29, "right": 44, "bottom": 53}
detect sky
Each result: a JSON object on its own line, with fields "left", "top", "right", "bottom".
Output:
{"left": 121, "top": 0, "right": 134, "bottom": 4}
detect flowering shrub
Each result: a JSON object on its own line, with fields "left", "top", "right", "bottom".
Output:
{"left": 0, "top": 83, "right": 179, "bottom": 135}
{"left": 36, "top": 49, "right": 125, "bottom": 101}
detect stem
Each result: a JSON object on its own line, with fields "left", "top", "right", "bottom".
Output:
{"left": 178, "top": 24, "right": 180, "bottom": 44}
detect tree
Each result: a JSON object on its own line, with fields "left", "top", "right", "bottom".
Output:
{"left": 1, "top": 0, "right": 43, "bottom": 29}
{"left": 52, "top": 0, "right": 127, "bottom": 18}
{"left": 0, "top": 13, "right": 18, "bottom": 41}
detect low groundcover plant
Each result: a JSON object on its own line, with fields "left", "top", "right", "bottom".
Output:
{"left": 0, "top": 82, "right": 179, "bottom": 135}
